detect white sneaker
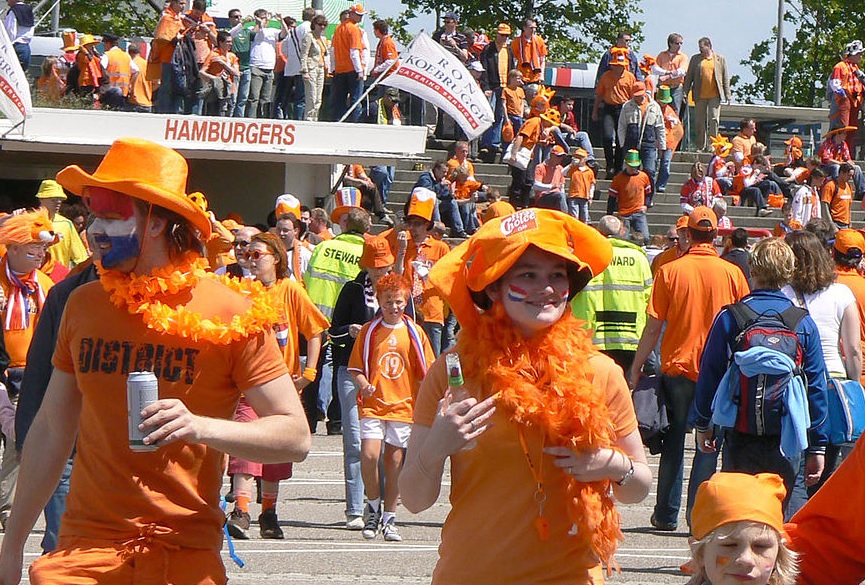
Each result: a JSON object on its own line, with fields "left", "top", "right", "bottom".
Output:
{"left": 382, "top": 517, "right": 402, "bottom": 542}
{"left": 345, "top": 515, "right": 364, "bottom": 530}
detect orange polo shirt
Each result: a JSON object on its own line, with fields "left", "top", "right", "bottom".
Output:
{"left": 595, "top": 69, "right": 636, "bottom": 106}
{"left": 332, "top": 20, "right": 363, "bottom": 74}
{"left": 566, "top": 166, "right": 596, "bottom": 199}
{"left": 836, "top": 266, "right": 865, "bottom": 385}
{"left": 648, "top": 243, "right": 750, "bottom": 380}
{"left": 822, "top": 179, "right": 853, "bottom": 225}
{"left": 655, "top": 50, "right": 687, "bottom": 88}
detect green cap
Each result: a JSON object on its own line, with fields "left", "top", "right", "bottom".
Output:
{"left": 625, "top": 149, "right": 641, "bottom": 167}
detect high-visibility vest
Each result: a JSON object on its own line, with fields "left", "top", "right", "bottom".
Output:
{"left": 303, "top": 232, "right": 365, "bottom": 319}
{"left": 106, "top": 48, "right": 132, "bottom": 96}
{"left": 571, "top": 238, "right": 653, "bottom": 352}
{"left": 129, "top": 55, "right": 153, "bottom": 106}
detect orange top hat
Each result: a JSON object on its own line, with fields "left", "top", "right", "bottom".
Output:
{"left": 834, "top": 228, "right": 865, "bottom": 255}
{"left": 331, "top": 187, "right": 362, "bottom": 223}
{"left": 691, "top": 472, "right": 788, "bottom": 541}
{"left": 675, "top": 215, "right": 690, "bottom": 230}
{"left": 275, "top": 193, "right": 301, "bottom": 219}
{"left": 56, "top": 137, "right": 211, "bottom": 238}
{"left": 407, "top": 187, "right": 436, "bottom": 221}
{"left": 429, "top": 209, "right": 612, "bottom": 329}
{"left": 0, "top": 209, "right": 60, "bottom": 246}
{"left": 688, "top": 206, "right": 718, "bottom": 232}
{"left": 61, "top": 30, "right": 79, "bottom": 52}
{"left": 187, "top": 191, "right": 208, "bottom": 213}
{"left": 359, "top": 235, "right": 395, "bottom": 269}
{"left": 825, "top": 125, "right": 858, "bottom": 139}
{"left": 610, "top": 46, "right": 629, "bottom": 67}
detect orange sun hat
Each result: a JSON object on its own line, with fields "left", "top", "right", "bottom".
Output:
{"left": 430, "top": 208, "right": 612, "bottom": 329}
{"left": 56, "top": 137, "right": 212, "bottom": 238}
{"left": 359, "top": 235, "right": 395, "bottom": 270}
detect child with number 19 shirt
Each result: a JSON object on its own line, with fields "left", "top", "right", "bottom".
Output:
{"left": 348, "top": 274, "right": 435, "bottom": 542}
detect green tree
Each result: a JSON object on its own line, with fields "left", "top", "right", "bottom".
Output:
{"left": 387, "top": 0, "right": 644, "bottom": 63}
{"left": 736, "top": 0, "right": 865, "bottom": 106}
{"left": 43, "top": 0, "right": 161, "bottom": 38}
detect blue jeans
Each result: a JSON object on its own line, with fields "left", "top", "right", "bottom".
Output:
{"left": 669, "top": 84, "right": 684, "bottom": 118}
{"left": 654, "top": 374, "right": 696, "bottom": 526}
{"left": 457, "top": 200, "right": 480, "bottom": 234}
{"left": 656, "top": 148, "right": 674, "bottom": 192}
{"left": 157, "top": 63, "right": 184, "bottom": 114}
{"left": 233, "top": 68, "right": 251, "bottom": 117}
{"left": 336, "top": 366, "right": 364, "bottom": 517}
{"left": 481, "top": 87, "right": 504, "bottom": 150}
{"left": 567, "top": 197, "right": 590, "bottom": 223}
{"left": 331, "top": 71, "right": 363, "bottom": 122}
{"left": 317, "top": 344, "right": 333, "bottom": 417}
{"left": 640, "top": 146, "right": 659, "bottom": 204}
{"left": 685, "top": 430, "right": 721, "bottom": 528}
{"left": 622, "top": 210, "right": 649, "bottom": 242}
{"left": 423, "top": 321, "right": 443, "bottom": 358}
{"left": 14, "top": 42, "right": 31, "bottom": 72}
{"left": 438, "top": 197, "right": 465, "bottom": 236}
{"left": 370, "top": 166, "right": 394, "bottom": 205}
{"left": 42, "top": 458, "right": 73, "bottom": 553}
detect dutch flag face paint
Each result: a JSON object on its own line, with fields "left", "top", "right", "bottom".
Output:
{"left": 507, "top": 284, "right": 529, "bottom": 303}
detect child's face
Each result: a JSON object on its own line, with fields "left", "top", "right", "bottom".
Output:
{"left": 702, "top": 522, "right": 780, "bottom": 585}
{"left": 783, "top": 209, "right": 793, "bottom": 222}
{"left": 379, "top": 290, "right": 408, "bottom": 324}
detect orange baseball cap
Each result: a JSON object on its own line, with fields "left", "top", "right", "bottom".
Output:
{"left": 360, "top": 235, "right": 395, "bottom": 269}
{"left": 550, "top": 145, "right": 567, "bottom": 156}
{"left": 834, "top": 228, "right": 865, "bottom": 255}
{"left": 675, "top": 215, "right": 690, "bottom": 230}
{"left": 631, "top": 81, "right": 646, "bottom": 97}
{"left": 222, "top": 219, "right": 242, "bottom": 231}
{"left": 573, "top": 147, "right": 588, "bottom": 158}
{"left": 429, "top": 209, "right": 612, "bottom": 329}
{"left": 691, "top": 472, "right": 788, "bottom": 541}
{"left": 688, "top": 206, "right": 718, "bottom": 232}
{"left": 496, "top": 23, "right": 512, "bottom": 35}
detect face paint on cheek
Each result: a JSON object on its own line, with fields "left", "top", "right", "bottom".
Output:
{"left": 90, "top": 217, "right": 142, "bottom": 269}
{"left": 507, "top": 284, "right": 529, "bottom": 302}
{"left": 715, "top": 556, "right": 731, "bottom": 567}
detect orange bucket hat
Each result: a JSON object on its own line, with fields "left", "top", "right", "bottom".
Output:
{"left": 56, "top": 137, "right": 211, "bottom": 238}
{"left": 407, "top": 187, "right": 436, "bottom": 222}
{"left": 691, "top": 472, "right": 788, "bottom": 541}
{"left": 429, "top": 209, "right": 612, "bottom": 329}
{"left": 359, "top": 235, "right": 395, "bottom": 269}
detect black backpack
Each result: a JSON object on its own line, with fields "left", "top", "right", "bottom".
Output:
{"left": 170, "top": 35, "right": 198, "bottom": 97}
{"left": 726, "top": 302, "right": 808, "bottom": 437}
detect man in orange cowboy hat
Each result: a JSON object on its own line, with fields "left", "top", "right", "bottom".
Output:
{"left": 0, "top": 137, "right": 311, "bottom": 584}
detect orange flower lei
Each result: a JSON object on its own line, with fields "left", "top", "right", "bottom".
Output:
{"left": 457, "top": 303, "right": 622, "bottom": 570}
{"left": 98, "top": 253, "right": 276, "bottom": 345}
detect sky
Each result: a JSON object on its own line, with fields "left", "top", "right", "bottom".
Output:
{"left": 371, "top": 0, "right": 783, "bottom": 88}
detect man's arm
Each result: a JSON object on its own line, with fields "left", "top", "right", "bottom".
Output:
{"left": 628, "top": 315, "right": 663, "bottom": 389}
{"left": 140, "top": 372, "right": 311, "bottom": 463}
{"left": 693, "top": 310, "right": 733, "bottom": 448}
{"left": 0, "top": 370, "right": 81, "bottom": 584}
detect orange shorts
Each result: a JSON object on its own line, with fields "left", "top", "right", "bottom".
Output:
{"left": 29, "top": 536, "right": 227, "bottom": 585}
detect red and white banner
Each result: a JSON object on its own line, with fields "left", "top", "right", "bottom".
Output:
{"left": 382, "top": 32, "right": 493, "bottom": 141}
{"left": 0, "top": 23, "right": 32, "bottom": 125}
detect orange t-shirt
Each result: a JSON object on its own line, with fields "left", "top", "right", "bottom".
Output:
{"left": 153, "top": 7, "right": 184, "bottom": 64}
{"left": 202, "top": 48, "right": 238, "bottom": 79}
{"left": 375, "top": 34, "right": 398, "bottom": 76}
{"left": 595, "top": 69, "right": 636, "bottom": 106}
{"left": 836, "top": 267, "right": 865, "bottom": 385}
{"left": 609, "top": 171, "right": 651, "bottom": 216}
{"left": 699, "top": 56, "right": 720, "bottom": 99}
{"left": 447, "top": 157, "right": 475, "bottom": 179}
{"left": 405, "top": 237, "right": 451, "bottom": 325}
{"left": 648, "top": 243, "right": 750, "bottom": 380}
{"left": 503, "top": 86, "right": 525, "bottom": 116}
{"left": 454, "top": 179, "right": 483, "bottom": 200}
{"left": 414, "top": 351, "right": 637, "bottom": 583}
{"left": 566, "top": 166, "right": 596, "bottom": 200}
{"left": 332, "top": 20, "right": 363, "bottom": 74}
{"left": 52, "top": 277, "right": 289, "bottom": 549}
{"left": 266, "top": 278, "right": 329, "bottom": 375}
{"left": 650, "top": 245, "right": 682, "bottom": 275}
{"left": 516, "top": 116, "right": 544, "bottom": 151}
{"left": 0, "top": 261, "right": 54, "bottom": 367}
{"left": 348, "top": 317, "right": 434, "bottom": 422}
{"left": 822, "top": 180, "right": 853, "bottom": 225}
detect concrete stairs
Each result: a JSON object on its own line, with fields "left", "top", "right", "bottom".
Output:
{"left": 379, "top": 142, "right": 865, "bottom": 239}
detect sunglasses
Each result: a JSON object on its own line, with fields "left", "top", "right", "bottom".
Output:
{"left": 243, "top": 250, "right": 274, "bottom": 261}
{"left": 233, "top": 240, "right": 251, "bottom": 247}
{"left": 668, "top": 236, "right": 680, "bottom": 242}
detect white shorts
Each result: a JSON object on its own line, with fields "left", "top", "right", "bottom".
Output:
{"left": 360, "top": 418, "right": 412, "bottom": 448}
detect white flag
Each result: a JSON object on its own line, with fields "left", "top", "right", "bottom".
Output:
{"left": 0, "top": 23, "right": 32, "bottom": 125}
{"left": 382, "top": 32, "right": 493, "bottom": 140}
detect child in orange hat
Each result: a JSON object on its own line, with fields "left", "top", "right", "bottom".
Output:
{"left": 687, "top": 472, "right": 799, "bottom": 585}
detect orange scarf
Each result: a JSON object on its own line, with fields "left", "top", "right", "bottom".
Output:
{"left": 457, "top": 304, "right": 622, "bottom": 569}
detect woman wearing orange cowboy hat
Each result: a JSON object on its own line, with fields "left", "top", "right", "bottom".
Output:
{"left": 400, "top": 208, "right": 651, "bottom": 584}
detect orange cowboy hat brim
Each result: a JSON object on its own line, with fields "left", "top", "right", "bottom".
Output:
{"left": 56, "top": 137, "right": 212, "bottom": 238}
{"left": 825, "top": 125, "right": 858, "bottom": 138}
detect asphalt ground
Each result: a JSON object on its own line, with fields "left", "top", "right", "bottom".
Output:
{"left": 8, "top": 430, "right": 696, "bottom": 584}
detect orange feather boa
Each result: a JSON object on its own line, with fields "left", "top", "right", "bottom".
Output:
{"left": 457, "top": 303, "right": 623, "bottom": 569}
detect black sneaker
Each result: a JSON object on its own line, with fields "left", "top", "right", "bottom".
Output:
{"left": 226, "top": 507, "right": 250, "bottom": 540}
{"left": 650, "top": 512, "right": 677, "bottom": 532}
{"left": 378, "top": 213, "right": 395, "bottom": 227}
{"left": 361, "top": 503, "right": 381, "bottom": 540}
{"left": 258, "top": 508, "right": 285, "bottom": 539}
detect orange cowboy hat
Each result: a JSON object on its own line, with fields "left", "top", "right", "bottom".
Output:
{"left": 429, "top": 209, "right": 612, "bottom": 329}
{"left": 56, "top": 137, "right": 212, "bottom": 238}
{"left": 825, "top": 125, "right": 858, "bottom": 139}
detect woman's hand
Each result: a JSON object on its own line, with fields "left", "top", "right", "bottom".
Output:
{"left": 544, "top": 446, "right": 629, "bottom": 484}
{"left": 427, "top": 393, "right": 496, "bottom": 458}
{"left": 348, "top": 323, "right": 363, "bottom": 338}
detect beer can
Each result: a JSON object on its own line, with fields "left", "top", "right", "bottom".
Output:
{"left": 446, "top": 353, "right": 465, "bottom": 388}
{"left": 128, "top": 371, "right": 159, "bottom": 452}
